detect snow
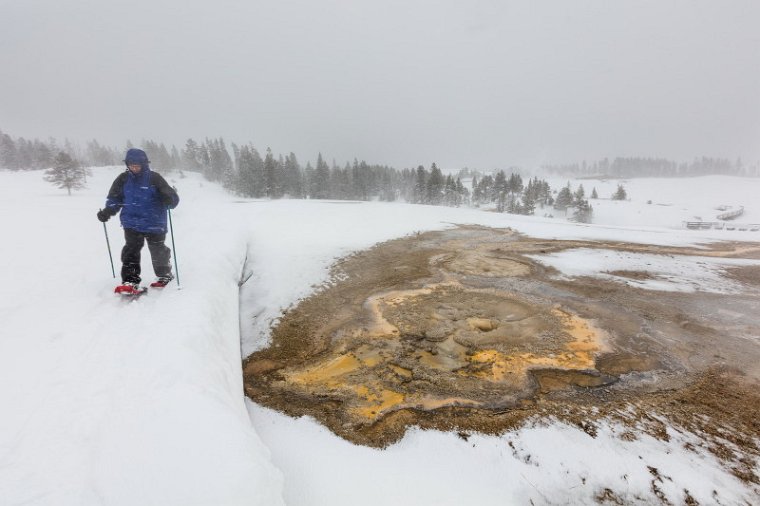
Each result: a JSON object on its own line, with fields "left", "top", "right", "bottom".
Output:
{"left": 0, "top": 169, "right": 284, "bottom": 506}
{"left": 1, "top": 168, "right": 758, "bottom": 505}
{"left": 250, "top": 404, "right": 753, "bottom": 505}
{"left": 547, "top": 175, "right": 760, "bottom": 228}
{"left": 527, "top": 248, "right": 760, "bottom": 293}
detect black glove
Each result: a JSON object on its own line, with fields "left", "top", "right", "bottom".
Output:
{"left": 162, "top": 186, "right": 179, "bottom": 206}
{"left": 97, "top": 209, "right": 111, "bottom": 222}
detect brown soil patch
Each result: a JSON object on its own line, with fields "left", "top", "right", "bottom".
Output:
{"left": 605, "top": 270, "right": 657, "bottom": 281}
{"left": 725, "top": 265, "right": 760, "bottom": 286}
{"left": 243, "top": 226, "right": 760, "bottom": 483}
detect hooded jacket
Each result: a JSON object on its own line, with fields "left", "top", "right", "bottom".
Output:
{"left": 104, "top": 150, "right": 179, "bottom": 234}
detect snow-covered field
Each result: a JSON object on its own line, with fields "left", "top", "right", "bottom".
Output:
{"left": 1, "top": 168, "right": 758, "bottom": 505}
{"left": 546, "top": 175, "right": 760, "bottom": 228}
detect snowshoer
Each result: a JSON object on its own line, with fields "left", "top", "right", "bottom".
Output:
{"left": 97, "top": 148, "right": 179, "bottom": 294}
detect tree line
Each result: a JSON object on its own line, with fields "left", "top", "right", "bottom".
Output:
{"left": 0, "top": 127, "right": 476, "bottom": 207}
{"left": 5, "top": 127, "right": 637, "bottom": 225}
{"left": 543, "top": 156, "right": 759, "bottom": 178}
{"left": 183, "top": 140, "right": 472, "bottom": 205}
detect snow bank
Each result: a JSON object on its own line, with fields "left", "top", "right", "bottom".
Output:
{"left": 249, "top": 404, "right": 755, "bottom": 505}
{"left": 0, "top": 169, "right": 284, "bottom": 506}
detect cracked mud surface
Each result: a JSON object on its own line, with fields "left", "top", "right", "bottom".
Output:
{"left": 243, "top": 226, "right": 760, "bottom": 485}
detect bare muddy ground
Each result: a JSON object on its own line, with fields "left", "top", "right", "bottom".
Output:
{"left": 243, "top": 226, "right": 760, "bottom": 485}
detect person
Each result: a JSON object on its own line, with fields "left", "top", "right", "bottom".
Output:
{"left": 97, "top": 148, "right": 180, "bottom": 293}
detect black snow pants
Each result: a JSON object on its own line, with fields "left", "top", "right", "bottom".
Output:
{"left": 121, "top": 228, "right": 172, "bottom": 284}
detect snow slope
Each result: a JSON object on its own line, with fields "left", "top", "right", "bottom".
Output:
{"left": 0, "top": 169, "right": 284, "bottom": 505}
{"left": 1, "top": 168, "right": 758, "bottom": 505}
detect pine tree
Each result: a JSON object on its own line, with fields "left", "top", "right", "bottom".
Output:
{"left": 494, "top": 170, "right": 508, "bottom": 212}
{"left": 523, "top": 177, "right": 536, "bottom": 206}
{"left": 302, "top": 162, "right": 315, "bottom": 198}
{"left": 479, "top": 175, "right": 495, "bottom": 204}
{"left": 590, "top": 187, "right": 598, "bottom": 199}
{"left": 573, "top": 184, "right": 585, "bottom": 205}
{"left": 554, "top": 183, "right": 574, "bottom": 210}
{"left": 204, "top": 138, "right": 232, "bottom": 183}
{"left": 612, "top": 184, "right": 627, "bottom": 200}
{"left": 539, "top": 180, "right": 553, "bottom": 206}
{"left": 276, "top": 154, "right": 289, "bottom": 197}
{"left": 350, "top": 160, "right": 368, "bottom": 200}
{"left": 330, "top": 162, "right": 352, "bottom": 200}
{"left": 469, "top": 175, "right": 479, "bottom": 205}
{"left": 237, "top": 145, "right": 256, "bottom": 197}
{"left": 182, "top": 139, "right": 201, "bottom": 171}
{"left": 387, "top": 172, "right": 400, "bottom": 201}
{"left": 571, "top": 199, "right": 593, "bottom": 223}
{"left": 506, "top": 192, "right": 519, "bottom": 213}
{"left": 263, "top": 148, "right": 279, "bottom": 197}
{"left": 455, "top": 178, "right": 468, "bottom": 207}
{"left": 220, "top": 143, "right": 238, "bottom": 192}
{"left": 0, "top": 131, "right": 18, "bottom": 169}
{"left": 170, "top": 145, "right": 181, "bottom": 169}
{"left": 284, "top": 153, "right": 303, "bottom": 198}
{"left": 313, "top": 153, "right": 331, "bottom": 199}
{"left": 426, "top": 163, "right": 444, "bottom": 205}
{"left": 239, "top": 145, "right": 265, "bottom": 197}
{"left": 198, "top": 141, "right": 211, "bottom": 178}
{"left": 521, "top": 192, "right": 536, "bottom": 215}
{"left": 507, "top": 173, "right": 523, "bottom": 196}
{"left": 31, "top": 139, "right": 55, "bottom": 169}
{"left": 443, "top": 175, "right": 456, "bottom": 206}
{"left": 142, "top": 140, "right": 172, "bottom": 171}
{"left": 44, "top": 152, "right": 87, "bottom": 195}
{"left": 15, "top": 138, "right": 34, "bottom": 169}
{"left": 413, "top": 165, "right": 427, "bottom": 203}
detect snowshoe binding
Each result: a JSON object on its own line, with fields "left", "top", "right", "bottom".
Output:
{"left": 115, "top": 282, "right": 147, "bottom": 297}
{"left": 150, "top": 274, "right": 174, "bottom": 288}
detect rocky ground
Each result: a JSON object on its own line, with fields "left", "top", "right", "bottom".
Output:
{"left": 243, "top": 226, "right": 760, "bottom": 487}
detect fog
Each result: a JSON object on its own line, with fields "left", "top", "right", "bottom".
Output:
{"left": 1, "top": 0, "right": 758, "bottom": 169}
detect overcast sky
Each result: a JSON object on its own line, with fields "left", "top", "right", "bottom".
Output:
{"left": 1, "top": 0, "right": 759, "bottom": 170}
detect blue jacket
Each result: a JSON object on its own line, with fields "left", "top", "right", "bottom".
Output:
{"left": 104, "top": 166, "right": 180, "bottom": 234}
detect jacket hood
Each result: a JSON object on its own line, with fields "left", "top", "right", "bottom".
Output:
{"left": 124, "top": 148, "right": 150, "bottom": 169}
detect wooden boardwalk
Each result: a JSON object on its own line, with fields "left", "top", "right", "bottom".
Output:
{"left": 684, "top": 220, "right": 760, "bottom": 231}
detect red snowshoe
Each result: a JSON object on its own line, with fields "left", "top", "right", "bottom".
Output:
{"left": 115, "top": 283, "right": 147, "bottom": 297}
{"left": 150, "top": 275, "right": 174, "bottom": 288}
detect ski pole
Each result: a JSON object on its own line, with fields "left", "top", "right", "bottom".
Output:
{"left": 168, "top": 207, "right": 180, "bottom": 287}
{"left": 102, "top": 220, "right": 115, "bottom": 278}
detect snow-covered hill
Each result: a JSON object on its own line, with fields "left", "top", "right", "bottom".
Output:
{"left": 1, "top": 168, "right": 758, "bottom": 505}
